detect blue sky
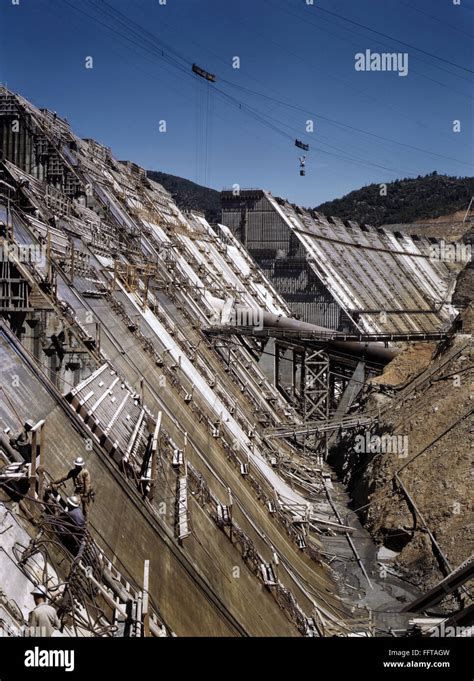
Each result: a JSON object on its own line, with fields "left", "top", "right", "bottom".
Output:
{"left": 0, "top": 0, "right": 472, "bottom": 206}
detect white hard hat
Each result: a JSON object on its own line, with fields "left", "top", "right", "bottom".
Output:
{"left": 67, "top": 495, "right": 80, "bottom": 508}
{"left": 73, "top": 457, "right": 85, "bottom": 467}
{"left": 31, "top": 584, "right": 48, "bottom": 597}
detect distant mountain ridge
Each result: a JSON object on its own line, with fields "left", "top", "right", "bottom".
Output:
{"left": 147, "top": 170, "right": 221, "bottom": 223}
{"left": 147, "top": 170, "right": 474, "bottom": 228}
{"left": 313, "top": 173, "right": 474, "bottom": 227}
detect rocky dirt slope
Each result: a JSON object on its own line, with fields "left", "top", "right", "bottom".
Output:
{"left": 329, "top": 309, "right": 473, "bottom": 602}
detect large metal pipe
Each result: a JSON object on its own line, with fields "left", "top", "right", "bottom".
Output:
{"left": 236, "top": 306, "right": 398, "bottom": 364}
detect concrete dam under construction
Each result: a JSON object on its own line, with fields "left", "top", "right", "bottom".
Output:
{"left": 0, "top": 87, "right": 472, "bottom": 641}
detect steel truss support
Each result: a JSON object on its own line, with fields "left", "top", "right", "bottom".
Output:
{"left": 268, "top": 340, "right": 375, "bottom": 457}
{"left": 303, "top": 348, "right": 330, "bottom": 422}
{"left": 302, "top": 347, "right": 330, "bottom": 459}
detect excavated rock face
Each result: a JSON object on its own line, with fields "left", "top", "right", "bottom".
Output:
{"left": 452, "top": 227, "right": 474, "bottom": 312}
{"left": 368, "top": 343, "right": 435, "bottom": 387}
{"left": 330, "top": 335, "right": 472, "bottom": 596}
{"left": 461, "top": 305, "right": 474, "bottom": 334}
{"left": 453, "top": 263, "right": 474, "bottom": 311}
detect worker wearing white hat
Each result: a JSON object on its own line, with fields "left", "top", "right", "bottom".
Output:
{"left": 27, "top": 584, "right": 60, "bottom": 637}
{"left": 66, "top": 495, "right": 86, "bottom": 527}
{"left": 66, "top": 495, "right": 80, "bottom": 507}
{"left": 52, "top": 456, "right": 93, "bottom": 517}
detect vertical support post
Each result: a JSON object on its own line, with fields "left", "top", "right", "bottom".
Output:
{"left": 40, "top": 421, "right": 45, "bottom": 472}
{"left": 52, "top": 267, "right": 57, "bottom": 298}
{"left": 292, "top": 349, "right": 297, "bottom": 398}
{"left": 37, "top": 466, "right": 45, "bottom": 504}
{"left": 228, "top": 487, "right": 233, "bottom": 542}
{"left": 149, "top": 411, "right": 162, "bottom": 501}
{"left": 29, "top": 430, "right": 37, "bottom": 497}
{"left": 46, "top": 227, "right": 52, "bottom": 282}
{"left": 28, "top": 420, "right": 45, "bottom": 498}
{"left": 7, "top": 193, "right": 12, "bottom": 239}
{"left": 142, "top": 272, "right": 150, "bottom": 310}
{"left": 299, "top": 350, "right": 305, "bottom": 404}
{"left": 275, "top": 344, "right": 280, "bottom": 393}
{"left": 70, "top": 242, "right": 75, "bottom": 284}
{"left": 112, "top": 260, "right": 118, "bottom": 292}
{"left": 142, "top": 559, "right": 150, "bottom": 637}
{"left": 135, "top": 592, "right": 143, "bottom": 638}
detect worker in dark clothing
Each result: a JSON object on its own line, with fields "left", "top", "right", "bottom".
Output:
{"left": 9, "top": 419, "right": 34, "bottom": 462}
{"left": 52, "top": 456, "right": 93, "bottom": 517}
{"left": 27, "top": 585, "right": 60, "bottom": 637}
{"left": 65, "top": 495, "right": 86, "bottom": 528}
{"left": 61, "top": 495, "right": 86, "bottom": 556}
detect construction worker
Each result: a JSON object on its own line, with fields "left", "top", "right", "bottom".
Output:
{"left": 9, "top": 419, "right": 35, "bottom": 462}
{"left": 52, "top": 456, "right": 93, "bottom": 517}
{"left": 65, "top": 495, "right": 86, "bottom": 528}
{"left": 27, "top": 584, "right": 60, "bottom": 637}
{"left": 61, "top": 495, "right": 86, "bottom": 556}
